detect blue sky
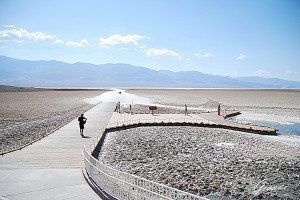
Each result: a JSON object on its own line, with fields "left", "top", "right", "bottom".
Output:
{"left": 0, "top": 0, "right": 299, "bottom": 81}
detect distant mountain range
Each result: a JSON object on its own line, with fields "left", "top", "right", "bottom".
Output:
{"left": 0, "top": 56, "right": 300, "bottom": 88}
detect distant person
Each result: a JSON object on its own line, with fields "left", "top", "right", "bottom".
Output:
{"left": 129, "top": 104, "right": 132, "bottom": 114}
{"left": 184, "top": 104, "right": 188, "bottom": 115}
{"left": 117, "top": 101, "right": 121, "bottom": 113}
{"left": 218, "top": 104, "right": 221, "bottom": 116}
{"left": 78, "top": 114, "right": 87, "bottom": 137}
{"left": 114, "top": 101, "right": 121, "bottom": 113}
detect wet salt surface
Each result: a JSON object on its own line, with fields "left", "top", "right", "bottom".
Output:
{"left": 231, "top": 113, "right": 300, "bottom": 136}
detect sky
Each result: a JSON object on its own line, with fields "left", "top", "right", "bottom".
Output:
{"left": 0, "top": 0, "right": 299, "bottom": 81}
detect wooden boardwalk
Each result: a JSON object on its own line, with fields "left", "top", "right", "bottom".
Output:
{"left": 0, "top": 90, "right": 278, "bottom": 199}
{"left": 107, "top": 112, "right": 277, "bottom": 135}
{"left": 0, "top": 102, "right": 115, "bottom": 199}
{"left": 222, "top": 110, "right": 241, "bottom": 118}
{"left": 0, "top": 102, "right": 115, "bottom": 169}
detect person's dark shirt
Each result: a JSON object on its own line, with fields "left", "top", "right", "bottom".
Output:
{"left": 78, "top": 116, "right": 87, "bottom": 124}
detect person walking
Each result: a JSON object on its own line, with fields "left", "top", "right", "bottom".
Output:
{"left": 78, "top": 114, "right": 87, "bottom": 137}
{"left": 117, "top": 101, "right": 121, "bottom": 113}
{"left": 218, "top": 104, "right": 221, "bottom": 116}
{"left": 184, "top": 104, "right": 188, "bottom": 115}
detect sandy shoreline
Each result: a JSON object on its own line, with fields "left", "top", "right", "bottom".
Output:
{"left": 0, "top": 89, "right": 107, "bottom": 153}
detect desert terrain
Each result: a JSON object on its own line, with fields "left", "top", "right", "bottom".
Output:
{"left": 100, "top": 126, "right": 300, "bottom": 199}
{"left": 0, "top": 88, "right": 107, "bottom": 153}
{"left": 98, "top": 89, "right": 300, "bottom": 199}
{"left": 128, "top": 89, "right": 300, "bottom": 135}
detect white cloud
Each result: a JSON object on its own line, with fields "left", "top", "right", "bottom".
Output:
{"left": 99, "top": 34, "right": 147, "bottom": 47}
{"left": 145, "top": 48, "right": 181, "bottom": 59}
{"left": 193, "top": 52, "right": 213, "bottom": 57}
{"left": 225, "top": 72, "right": 239, "bottom": 77}
{"left": 66, "top": 39, "right": 90, "bottom": 47}
{"left": 203, "top": 53, "right": 213, "bottom": 57}
{"left": 0, "top": 25, "right": 63, "bottom": 44}
{"left": 284, "top": 70, "right": 297, "bottom": 76}
{"left": 2, "top": 25, "right": 16, "bottom": 28}
{"left": 237, "top": 53, "right": 248, "bottom": 60}
{"left": 254, "top": 69, "right": 272, "bottom": 77}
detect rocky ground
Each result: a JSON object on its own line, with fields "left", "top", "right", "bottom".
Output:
{"left": 99, "top": 126, "right": 300, "bottom": 199}
{"left": 0, "top": 89, "right": 106, "bottom": 153}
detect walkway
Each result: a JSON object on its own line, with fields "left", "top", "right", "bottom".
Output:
{"left": 108, "top": 112, "right": 277, "bottom": 135}
{"left": 0, "top": 90, "right": 277, "bottom": 199}
{"left": 0, "top": 102, "right": 115, "bottom": 199}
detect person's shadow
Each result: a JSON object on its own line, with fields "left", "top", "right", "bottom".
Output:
{"left": 81, "top": 135, "right": 91, "bottom": 138}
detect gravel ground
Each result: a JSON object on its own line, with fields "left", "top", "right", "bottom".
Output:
{"left": 99, "top": 126, "right": 300, "bottom": 199}
{"left": 0, "top": 90, "right": 106, "bottom": 153}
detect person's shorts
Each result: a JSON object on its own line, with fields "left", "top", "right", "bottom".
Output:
{"left": 79, "top": 124, "right": 84, "bottom": 129}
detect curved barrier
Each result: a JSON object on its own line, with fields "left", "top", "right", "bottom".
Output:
{"left": 83, "top": 115, "right": 276, "bottom": 199}
{"left": 106, "top": 116, "right": 277, "bottom": 135}
{"left": 83, "top": 145, "right": 206, "bottom": 200}
{"left": 83, "top": 117, "right": 208, "bottom": 200}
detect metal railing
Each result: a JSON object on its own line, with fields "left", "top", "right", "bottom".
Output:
{"left": 83, "top": 145, "right": 206, "bottom": 200}
{"left": 82, "top": 114, "right": 276, "bottom": 200}
{"left": 83, "top": 116, "right": 208, "bottom": 200}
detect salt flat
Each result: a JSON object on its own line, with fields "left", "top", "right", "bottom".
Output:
{"left": 0, "top": 91, "right": 117, "bottom": 200}
{"left": 0, "top": 89, "right": 107, "bottom": 153}
{"left": 128, "top": 89, "right": 300, "bottom": 135}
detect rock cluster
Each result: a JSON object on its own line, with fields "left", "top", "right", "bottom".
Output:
{"left": 99, "top": 126, "right": 300, "bottom": 199}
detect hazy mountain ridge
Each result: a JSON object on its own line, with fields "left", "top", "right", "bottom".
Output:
{"left": 1, "top": 56, "right": 300, "bottom": 88}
